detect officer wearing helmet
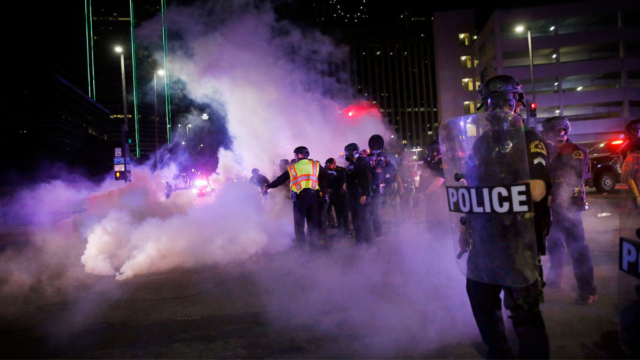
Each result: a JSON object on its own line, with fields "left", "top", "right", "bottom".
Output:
{"left": 623, "top": 119, "right": 640, "bottom": 157}
{"left": 265, "top": 146, "right": 330, "bottom": 248}
{"left": 368, "top": 152, "right": 385, "bottom": 238}
{"left": 249, "top": 168, "right": 270, "bottom": 193}
{"left": 325, "top": 157, "right": 350, "bottom": 237}
{"left": 345, "top": 143, "right": 374, "bottom": 245}
{"left": 456, "top": 75, "right": 551, "bottom": 359}
{"left": 542, "top": 116, "right": 596, "bottom": 304}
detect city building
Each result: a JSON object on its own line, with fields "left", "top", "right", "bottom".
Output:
{"left": 0, "top": 67, "right": 113, "bottom": 183}
{"left": 434, "top": 0, "right": 640, "bottom": 142}
{"left": 301, "top": 1, "right": 438, "bottom": 152}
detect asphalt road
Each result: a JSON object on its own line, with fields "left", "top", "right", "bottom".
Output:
{"left": 0, "top": 189, "right": 637, "bottom": 359}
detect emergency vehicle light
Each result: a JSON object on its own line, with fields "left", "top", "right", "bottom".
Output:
{"left": 612, "top": 140, "right": 624, "bottom": 145}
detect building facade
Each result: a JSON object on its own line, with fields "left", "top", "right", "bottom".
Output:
{"left": 434, "top": 1, "right": 640, "bottom": 142}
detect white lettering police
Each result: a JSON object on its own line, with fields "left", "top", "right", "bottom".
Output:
{"left": 446, "top": 184, "right": 533, "bottom": 214}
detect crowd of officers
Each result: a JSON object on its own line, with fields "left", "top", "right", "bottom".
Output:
{"left": 248, "top": 142, "right": 447, "bottom": 249}
{"left": 245, "top": 73, "right": 640, "bottom": 359}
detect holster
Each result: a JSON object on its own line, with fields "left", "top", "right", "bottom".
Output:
{"left": 534, "top": 200, "right": 552, "bottom": 256}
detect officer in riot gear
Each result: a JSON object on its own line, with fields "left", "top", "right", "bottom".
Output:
{"left": 541, "top": 116, "right": 597, "bottom": 304}
{"left": 444, "top": 75, "right": 551, "bottom": 359}
{"left": 249, "top": 168, "right": 270, "bottom": 192}
{"left": 368, "top": 152, "right": 385, "bottom": 238}
{"left": 325, "top": 158, "right": 349, "bottom": 237}
{"left": 345, "top": 143, "right": 373, "bottom": 244}
{"left": 265, "top": 146, "right": 330, "bottom": 248}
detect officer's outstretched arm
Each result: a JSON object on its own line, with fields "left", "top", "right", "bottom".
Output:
{"left": 528, "top": 179, "right": 547, "bottom": 202}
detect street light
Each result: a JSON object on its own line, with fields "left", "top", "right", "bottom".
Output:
{"left": 154, "top": 69, "right": 165, "bottom": 170}
{"left": 186, "top": 124, "right": 192, "bottom": 141}
{"left": 115, "top": 45, "right": 130, "bottom": 182}
{"left": 516, "top": 25, "right": 537, "bottom": 126}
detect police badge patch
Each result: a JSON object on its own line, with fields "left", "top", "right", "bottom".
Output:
{"left": 573, "top": 150, "right": 584, "bottom": 159}
{"left": 529, "top": 140, "right": 547, "bottom": 156}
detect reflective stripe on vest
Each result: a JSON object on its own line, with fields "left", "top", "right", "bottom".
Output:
{"left": 288, "top": 160, "right": 320, "bottom": 193}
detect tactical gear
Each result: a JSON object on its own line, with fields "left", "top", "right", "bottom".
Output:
{"left": 368, "top": 134, "right": 385, "bottom": 154}
{"left": 287, "top": 160, "right": 320, "bottom": 193}
{"left": 345, "top": 143, "right": 360, "bottom": 162}
{"left": 478, "top": 75, "right": 525, "bottom": 113}
{"left": 293, "top": 146, "right": 310, "bottom": 159}
{"left": 251, "top": 168, "right": 259, "bottom": 175}
{"left": 440, "top": 112, "right": 538, "bottom": 286}
{"left": 542, "top": 116, "right": 571, "bottom": 143}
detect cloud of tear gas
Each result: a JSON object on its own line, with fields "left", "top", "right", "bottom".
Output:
{"left": 140, "top": 0, "right": 390, "bottom": 173}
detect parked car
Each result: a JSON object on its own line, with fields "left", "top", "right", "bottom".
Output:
{"left": 586, "top": 139, "right": 626, "bottom": 193}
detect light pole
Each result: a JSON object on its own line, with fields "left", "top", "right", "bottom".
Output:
{"left": 154, "top": 69, "right": 165, "bottom": 171}
{"left": 186, "top": 124, "right": 192, "bottom": 141}
{"left": 516, "top": 25, "right": 536, "bottom": 123}
{"left": 115, "top": 46, "right": 130, "bottom": 182}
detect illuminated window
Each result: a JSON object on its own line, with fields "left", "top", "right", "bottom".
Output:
{"left": 464, "top": 101, "right": 476, "bottom": 114}
{"left": 462, "top": 78, "right": 474, "bottom": 91}
{"left": 459, "top": 33, "right": 470, "bottom": 46}
{"left": 460, "top": 56, "right": 472, "bottom": 68}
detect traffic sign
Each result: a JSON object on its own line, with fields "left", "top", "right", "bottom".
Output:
{"left": 115, "top": 148, "right": 122, "bottom": 157}
{"left": 114, "top": 164, "right": 125, "bottom": 171}
{"left": 114, "top": 157, "right": 124, "bottom": 165}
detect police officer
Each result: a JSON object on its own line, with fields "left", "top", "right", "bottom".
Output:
{"left": 458, "top": 75, "right": 551, "bottom": 359}
{"left": 325, "top": 158, "right": 350, "bottom": 237}
{"left": 368, "top": 152, "right": 385, "bottom": 238}
{"left": 345, "top": 143, "right": 373, "bottom": 245}
{"left": 623, "top": 119, "right": 640, "bottom": 158}
{"left": 249, "top": 168, "right": 270, "bottom": 192}
{"left": 265, "top": 146, "right": 329, "bottom": 248}
{"left": 165, "top": 181, "right": 173, "bottom": 200}
{"left": 541, "top": 116, "right": 597, "bottom": 304}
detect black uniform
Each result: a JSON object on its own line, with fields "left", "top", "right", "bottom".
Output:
{"left": 370, "top": 163, "right": 385, "bottom": 237}
{"left": 382, "top": 162, "right": 399, "bottom": 214}
{"left": 465, "top": 129, "right": 551, "bottom": 359}
{"left": 347, "top": 156, "right": 373, "bottom": 244}
{"left": 250, "top": 174, "right": 270, "bottom": 191}
{"left": 546, "top": 139, "right": 596, "bottom": 298}
{"left": 267, "top": 160, "right": 330, "bottom": 247}
{"left": 327, "top": 166, "right": 349, "bottom": 236}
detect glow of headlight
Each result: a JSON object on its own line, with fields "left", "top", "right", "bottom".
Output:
{"left": 195, "top": 179, "right": 207, "bottom": 186}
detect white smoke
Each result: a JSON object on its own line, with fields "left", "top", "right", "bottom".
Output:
{"left": 0, "top": 1, "right": 481, "bottom": 357}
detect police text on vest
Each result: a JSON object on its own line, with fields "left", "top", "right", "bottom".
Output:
{"left": 446, "top": 184, "right": 533, "bottom": 214}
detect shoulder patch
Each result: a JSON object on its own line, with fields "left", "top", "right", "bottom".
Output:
{"left": 376, "top": 168, "right": 382, "bottom": 173}
{"left": 530, "top": 140, "right": 547, "bottom": 156}
{"left": 573, "top": 150, "right": 584, "bottom": 159}
{"left": 440, "top": 163, "right": 447, "bottom": 169}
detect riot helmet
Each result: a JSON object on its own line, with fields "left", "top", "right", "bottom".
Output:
{"left": 541, "top": 116, "right": 571, "bottom": 143}
{"left": 368, "top": 134, "right": 385, "bottom": 154}
{"left": 625, "top": 119, "right": 640, "bottom": 139}
{"left": 251, "top": 168, "right": 259, "bottom": 176}
{"left": 293, "top": 146, "right": 310, "bottom": 159}
{"left": 344, "top": 143, "right": 360, "bottom": 162}
{"left": 478, "top": 75, "right": 525, "bottom": 114}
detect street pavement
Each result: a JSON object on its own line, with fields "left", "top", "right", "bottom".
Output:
{"left": 0, "top": 189, "right": 636, "bottom": 359}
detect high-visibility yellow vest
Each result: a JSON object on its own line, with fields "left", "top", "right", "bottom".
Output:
{"left": 288, "top": 159, "right": 320, "bottom": 193}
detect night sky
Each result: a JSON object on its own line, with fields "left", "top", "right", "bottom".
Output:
{"left": 6, "top": 0, "right": 577, "bottom": 95}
